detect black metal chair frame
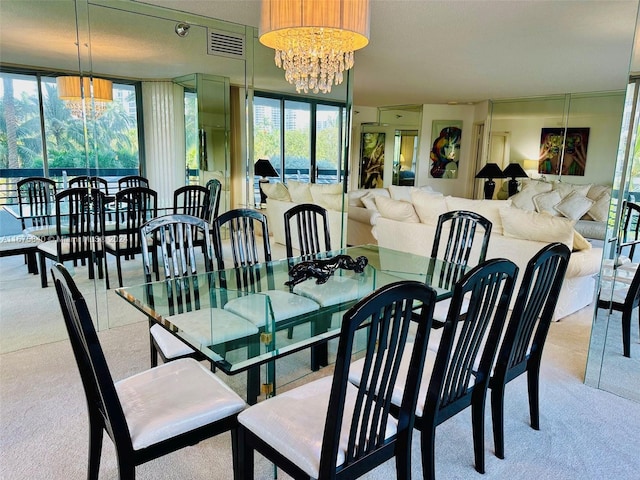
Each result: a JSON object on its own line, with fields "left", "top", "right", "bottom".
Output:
{"left": 283, "top": 203, "right": 332, "bottom": 260}
{"left": 68, "top": 175, "right": 110, "bottom": 195}
{"left": 104, "top": 186, "right": 157, "bottom": 288}
{"left": 204, "top": 178, "right": 222, "bottom": 223}
{"left": 618, "top": 200, "right": 640, "bottom": 261}
{"left": 237, "top": 281, "right": 438, "bottom": 480}
{"left": 50, "top": 263, "right": 241, "bottom": 480}
{"left": 16, "top": 176, "right": 57, "bottom": 234}
{"left": 431, "top": 209, "right": 492, "bottom": 268}
{"left": 118, "top": 175, "right": 149, "bottom": 190}
{"left": 489, "top": 242, "right": 571, "bottom": 459}
{"left": 140, "top": 214, "right": 215, "bottom": 367}
{"left": 417, "top": 258, "right": 517, "bottom": 478}
{"left": 37, "top": 187, "right": 106, "bottom": 288}
{"left": 173, "top": 184, "right": 209, "bottom": 219}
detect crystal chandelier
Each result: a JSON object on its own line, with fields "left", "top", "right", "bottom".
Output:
{"left": 56, "top": 76, "right": 113, "bottom": 119}
{"left": 259, "top": 0, "right": 370, "bottom": 94}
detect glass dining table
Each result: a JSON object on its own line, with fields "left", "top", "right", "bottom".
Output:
{"left": 115, "top": 244, "right": 466, "bottom": 404}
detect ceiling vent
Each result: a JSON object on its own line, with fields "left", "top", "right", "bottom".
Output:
{"left": 207, "top": 29, "right": 245, "bottom": 59}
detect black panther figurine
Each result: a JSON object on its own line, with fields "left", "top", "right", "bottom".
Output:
{"left": 285, "top": 255, "right": 368, "bottom": 287}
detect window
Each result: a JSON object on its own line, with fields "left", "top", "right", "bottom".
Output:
{"left": 0, "top": 70, "right": 141, "bottom": 204}
{"left": 253, "top": 92, "right": 346, "bottom": 204}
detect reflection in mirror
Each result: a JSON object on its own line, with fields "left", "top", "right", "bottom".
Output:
{"left": 393, "top": 130, "right": 419, "bottom": 186}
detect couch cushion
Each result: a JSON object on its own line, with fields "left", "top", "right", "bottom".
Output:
{"left": 586, "top": 191, "right": 610, "bottom": 221}
{"left": 410, "top": 189, "right": 447, "bottom": 225}
{"left": 287, "top": 180, "right": 313, "bottom": 203}
{"left": 552, "top": 181, "right": 591, "bottom": 199}
{"left": 500, "top": 206, "right": 575, "bottom": 250}
{"left": 375, "top": 196, "right": 420, "bottom": 223}
{"left": 587, "top": 184, "right": 611, "bottom": 200}
{"left": 444, "top": 197, "right": 511, "bottom": 235}
{"left": 388, "top": 185, "right": 414, "bottom": 202}
{"left": 532, "top": 190, "right": 562, "bottom": 216}
{"left": 510, "top": 180, "right": 553, "bottom": 211}
{"left": 554, "top": 190, "right": 594, "bottom": 220}
{"left": 262, "top": 182, "right": 291, "bottom": 202}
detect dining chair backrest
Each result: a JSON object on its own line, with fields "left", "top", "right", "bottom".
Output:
{"left": 490, "top": 242, "right": 570, "bottom": 459}
{"left": 118, "top": 175, "right": 149, "bottom": 190}
{"left": 283, "top": 203, "right": 331, "bottom": 259}
{"left": 173, "top": 185, "right": 209, "bottom": 219}
{"left": 212, "top": 208, "right": 272, "bottom": 292}
{"left": 68, "top": 175, "right": 109, "bottom": 195}
{"left": 113, "top": 186, "right": 158, "bottom": 251}
{"left": 51, "top": 263, "right": 132, "bottom": 453}
{"left": 618, "top": 200, "right": 640, "bottom": 261}
{"left": 318, "top": 281, "right": 437, "bottom": 478}
{"left": 140, "top": 214, "right": 214, "bottom": 315}
{"left": 431, "top": 210, "right": 492, "bottom": 268}
{"left": 16, "top": 176, "right": 57, "bottom": 230}
{"left": 54, "top": 187, "right": 106, "bottom": 257}
{"left": 204, "top": 179, "right": 222, "bottom": 222}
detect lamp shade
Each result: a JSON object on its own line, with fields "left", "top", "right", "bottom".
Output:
{"left": 254, "top": 159, "right": 279, "bottom": 178}
{"left": 475, "top": 163, "right": 505, "bottom": 179}
{"left": 56, "top": 76, "right": 113, "bottom": 119}
{"left": 502, "top": 163, "right": 528, "bottom": 179}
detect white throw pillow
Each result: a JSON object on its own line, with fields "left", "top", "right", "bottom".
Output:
{"left": 500, "top": 207, "right": 575, "bottom": 250}
{"left": 374, "top": 196, "right": 420, "bottom": 223}
{"left": 554, "top": 191, "right": 595, "bottom": 220}
{"left": 388, "top": 185, "right": 414, "bottom": 202}
{"left": 532, "top": 190, "right": 562, "bottom": 216}
{"left": 573, "top": 230, "right": 592, "bottom": 251}
{"left": 361, "top": 192, "right": 380, "bottom": 211}
{"left": 287, "top": 180, "right": 313, "bottom": 203}
{"left": 445, "top": 197, "right": 511, "bottom": 234}
{"left": 261, "top": 182, "right": 291, "bottom": 202}
{"left": 552, "top": 181, "right": 591, "bottom": 199}
{"left": 510, "top": 181, "right": 552, "bottom": 211}
{"left": 586, "top": 192, "right": 610, "bottom": 222}
{"left": 587, "top": 184, "right": 611, "bottom": 201}
{"left": 310, "top": 183, "right": 343, "bottom": 196}
{"left": 314, "top": 193, "right": 343, "bottom": 212}
{"left": 411, "top": 190, "right": 447, "bottom": 225}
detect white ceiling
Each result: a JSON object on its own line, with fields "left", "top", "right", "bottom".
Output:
{"left": 1, "top": 0, "right": 639, "bottom": 106}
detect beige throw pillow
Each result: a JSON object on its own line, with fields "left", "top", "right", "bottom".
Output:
{"left": 573, "top": 230, "right": 592, "bottom": 251}
{"left": 552, "top": 181, "right": 591, "bottom": 199}
{"left": 261, "top": 182, "right": 291, "bottom": 202}
{"left": 510, "top": 181, "right": 553, "bottom": 211}
{"left": 587, "top": 192, "right": 610, "bottom": 222}
{"left": 554, "top": 191, "right": 595, "bottom": 220}
{"left": 361, "top": 192, "right": 380, "bottom": 211}
{"left": 388, "top": 185, "right": 414, "bottom": 202}
{"left": 500, "top": 207, "right": 575, "bottom": 250}
{"left": 375, "top": 196, "right": 420, "bottom": 223}
{"left": 532, "top": 190, "right": 562, "bottom": 216}
{"left": 287, "top": 180, "right": 313, "bottom": 203}
{"left": 411, "top": 190, "right": 447, "bottom": 225}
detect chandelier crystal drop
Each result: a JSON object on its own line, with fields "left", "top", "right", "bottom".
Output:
{"left": 260, "top": 0, "right": 370, "bottom": 94}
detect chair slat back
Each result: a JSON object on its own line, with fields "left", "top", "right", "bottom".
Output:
{"left": 140, "top": 214, "right": 214, "bottom": 315}
{"left": 495, "top": 243, "right": 570, "bottom": 378}
{"left": 427, "top": 258, "right": 517, "bottom": 420}
{"left": 118, "top": 175, "right": 149, "bottom": 190}
{"left": 318, "top": 281, "right": 437, "bottom": 478}
{"left": 619, "top": 201, "right": 640, "bottom": 260}
{"left": 431, "top": 210, "right": 492, "bottom": 268}
{"left": 204, "top": 179, "right": 222, "bottom": 222}
{"left": 68, "top": 175, "right": 109, "bottom": 195}
{"left": 284, "top": 203, "right": 331, "bottom": 259}
{"left": 173, "top": 185, "right": 209, "bottom": 219}
{"left": 17, "top": 177, "right": 57, "bottom": 230}
{"left": 113, "top": 187, "right": 157, "bottom": 253}
{"left": 51, "top": 264, "right": 131, "bottom": 450}
{"left": 55, "top": 187, "right": 105, "bottom": 257}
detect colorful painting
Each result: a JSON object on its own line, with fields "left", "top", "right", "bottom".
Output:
{"left": 359, "top": 132, "right": 385, "bottom": 189}
{"left": 430, "top": 120, "right": 462, "bottom": 179}
{"left": 539, "top": 128, "right": 589, "bottom": 176}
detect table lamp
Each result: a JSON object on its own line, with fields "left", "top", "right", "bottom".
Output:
{"left": 254, "top": 158, "right": 279, "bottom": 205}
{"left": 502, "top": 163, "right": 529, "bottom": 196}
{"left": 475, "top": 163, "right": 505, "bottom": 199}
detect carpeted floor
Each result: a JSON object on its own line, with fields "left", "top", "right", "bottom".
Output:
{"left": 1, "top": 253, "right": 640, "bottom": 479}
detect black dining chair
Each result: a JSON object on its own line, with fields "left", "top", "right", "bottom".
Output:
{"left": 118, "top": 175, "right": 149, "bottom": 190}
{"left": 16, "top": 176, "right": 57, "bottom": 239}
{"left": 349, "top": 258, "right": 518, "bottom": 479}
{"left": 237, "top": 281, "right": 438, "bottom": 480}
{"left": 489, "top": 242, "right": 571, "bottom": 459}
{"left": 37, "top": 187, "right": 106, "bottom": 288}
{"left": 173, "top": 184, "right": 209, "bottom": 219}
{"left": 140, "top": 214, "right": 258, "bottom": 369}
{"left": 51, "top": 263, "right": 246, "bottom": 480}
{"left": 68, "top": 175, "right": 110, "bottom": 196}
{"left": 104, "top": 186, "right": 157, "bottom": 288}
{"left": 429, "top": 209, "right": 493, "bottom": 325}
{"left": 283, "top": 202, "right": 332, "bottom": 259}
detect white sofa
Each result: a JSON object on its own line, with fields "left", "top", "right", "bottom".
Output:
{"left": 367, "top": 189, "right": 602, "bottom": 321}
{"left": 262, "top": 180, "right": 348, "bottom": 251}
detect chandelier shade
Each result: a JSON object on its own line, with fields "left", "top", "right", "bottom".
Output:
{"left": 56, "top": 76, "right": 113, "bottom": 119}
{"left": 259, "top": 0, "right": 370, "bottom": 94}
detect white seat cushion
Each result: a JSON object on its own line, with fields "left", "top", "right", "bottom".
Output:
{"left": 150, "top": 324, "right": 196, "bottom": 359}
{"left": 224, "top": 290, "right": 319, "bottom": 327}
{"left": 37, "top": 239, "right": 100, "bottom": 256}
{"left": 24, "top": 225, "right": 63, "bottom": 238}
{"left": 292, "top": 275, "right": 372, "bottom": 307}
{"left": 238, "top": 375, "right": 397, "bottom": 479}
{"left": 116, "top": 358, "right": 246, "bottom": 450}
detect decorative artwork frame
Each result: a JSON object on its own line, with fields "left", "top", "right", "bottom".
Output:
{"left": 539, "top": 127, "right": 590, "bottom": 176}
{"left": 430, "top": 120, "right": 462, "bottom": 179}
{"left": 359, "top": 132, "right": 385, "bottom": 188}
